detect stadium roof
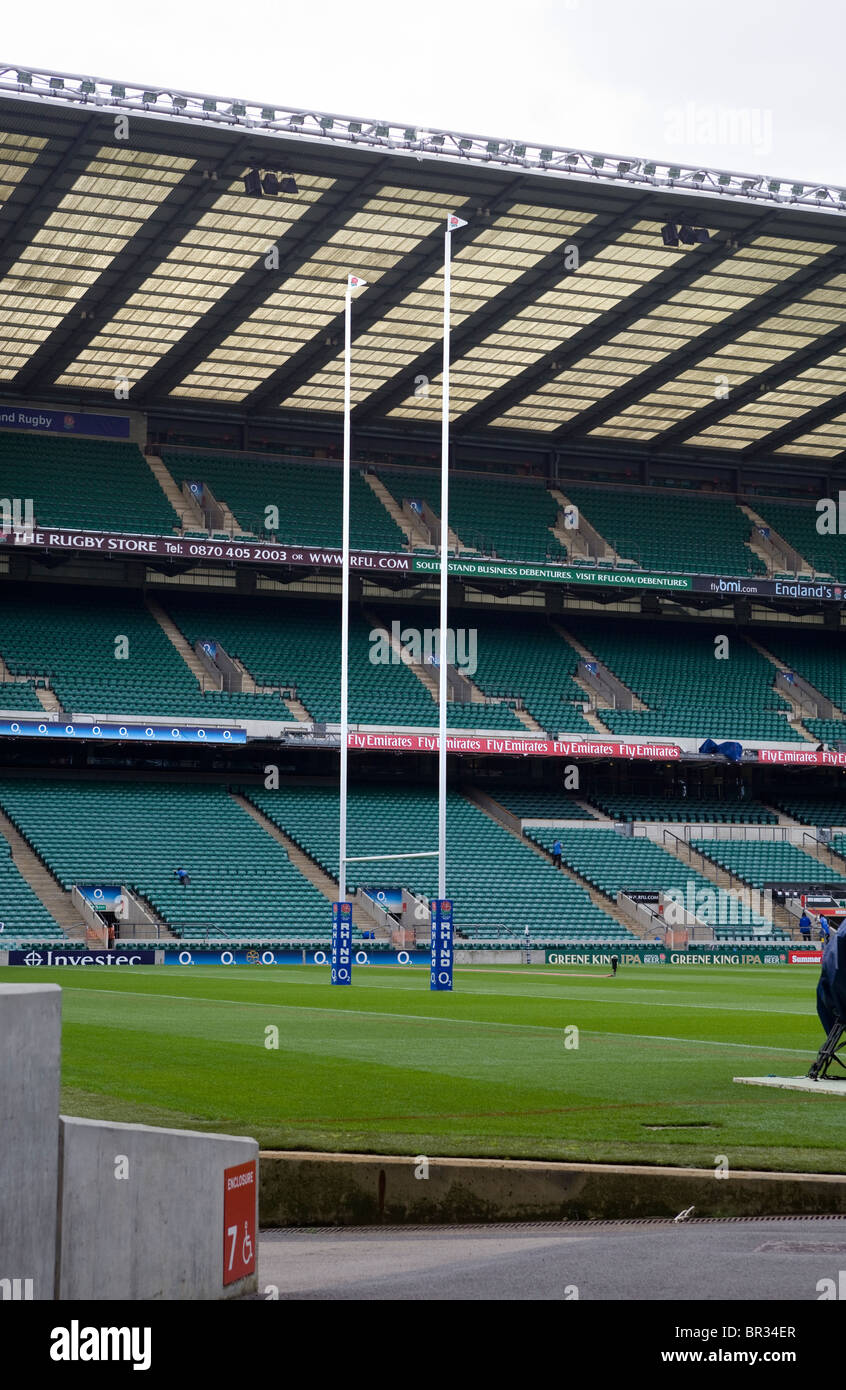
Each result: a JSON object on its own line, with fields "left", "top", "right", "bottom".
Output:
{"left": 2, "top": 64, "right": 846, "bottom": 468}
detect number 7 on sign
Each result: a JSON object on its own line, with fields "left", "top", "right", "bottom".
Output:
{"left": 226, "top": 1221, "right": 253, "bottom": 1271}
{"left": 227, "top": 1223, "right": 238, "bottom": 1273}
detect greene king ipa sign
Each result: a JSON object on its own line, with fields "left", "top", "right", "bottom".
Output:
{"left": 223, "top": 1160, "right": 257, "bottom": 1286}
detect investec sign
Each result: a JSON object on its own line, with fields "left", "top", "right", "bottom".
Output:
{"left": 8, "top": 949, "right": 156, "bottom": 966}
{"left": 349, "top": 732, "right": 681, "bottom": 760}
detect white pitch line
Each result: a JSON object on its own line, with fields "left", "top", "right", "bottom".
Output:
{"left": 126, "top": 968, "right": 815, "bottom": 1018}
{"left": 60, "top": 986, "right": 812, "bottom": 1054}
{"left": 55, "top": 966, "right": 814, "bottom": 1016}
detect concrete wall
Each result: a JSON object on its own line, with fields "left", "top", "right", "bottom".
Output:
{"left": 0, "top": 983, "right": 61, "bottom": 1299}
{"left": 57, "top": 1117, "right": 258, "bottom": 1301}
{"left": 260, "top": 1150, "right": 846, "bottom": 1227}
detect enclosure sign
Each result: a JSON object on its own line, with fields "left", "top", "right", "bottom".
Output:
{"left": 223, "top": 1161, "right": 256, "bottom": 1286}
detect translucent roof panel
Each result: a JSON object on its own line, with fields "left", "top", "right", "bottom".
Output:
{"left": 588, "top": 249, "right": 839, "bottom": 441}
{"left": 686, "top": 346, "right": 846, "bottom": 449}
{"left": 482, "top": 222, "right": 718, "bottom": 430}
{"left": 172, "top": 184, "right": 446, "bottom": 402}
{"left": 56, "top": 172, "right": 333, "bottom": 390}
{"left": 284, "top": 204, "right": 597, "bottom": 415}
{"left": 776, "top": 410, "right": 846, "bottom": 458}
{"left": 0, "top": 146, "right": 191, "bottom": 381}
{"left": 0, "top": 83, "right": 845, "bottom": 465}
{"left": 0, "top": 129, "right": 47, "bottom": 201}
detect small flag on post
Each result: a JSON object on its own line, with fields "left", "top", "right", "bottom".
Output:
{"left": 447, "top": 214, "right": 468, "bottom": 231}
{"left": 348, "top": 273, "right": 367, "bottom": 289}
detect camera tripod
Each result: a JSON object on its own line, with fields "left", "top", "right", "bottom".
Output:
{"left": 808, "top": 1018, "right": 846, "bottom": 1081}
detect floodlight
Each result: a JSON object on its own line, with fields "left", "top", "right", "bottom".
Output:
{"left": 243, "top": 169, "right": 263, "bottom": 197}
{"left": 661, "top": 223, "right": 679, "bottom": 247}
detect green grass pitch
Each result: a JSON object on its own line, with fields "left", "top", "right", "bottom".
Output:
{"left": 2, "top": 962, "right": 840, "bottom": 1172}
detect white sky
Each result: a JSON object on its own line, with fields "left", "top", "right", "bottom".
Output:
{"left": 2, "top": 0, "right": 844, "bottom": 184}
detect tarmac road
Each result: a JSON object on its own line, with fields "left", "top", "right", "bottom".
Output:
{"left": 257, "top": 1216, "right": 846, "bottom": 1300}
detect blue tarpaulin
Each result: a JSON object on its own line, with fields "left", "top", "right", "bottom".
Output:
{"left": 699, "top": 738, "right": 744, "bottom": 762}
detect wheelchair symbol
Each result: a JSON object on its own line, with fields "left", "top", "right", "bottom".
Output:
{"left": 226, "top": 1219, "right": 255, "bottom": 1275}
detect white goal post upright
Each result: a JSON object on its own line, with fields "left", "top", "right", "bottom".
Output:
{"left": 334, "top": 272, "right": 366, "bottom": 985}
{"left": 438, "top": 214, "right": 466, "bottom": 901}
{"left": 432, "top": 213, "right": 467, "bottom": 992}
